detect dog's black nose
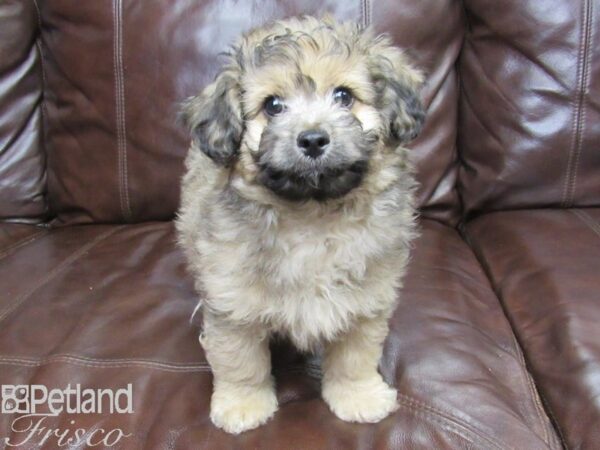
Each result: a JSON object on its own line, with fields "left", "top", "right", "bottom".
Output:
{"left": 297, "top": 129, "right": 330, "bottom": 158}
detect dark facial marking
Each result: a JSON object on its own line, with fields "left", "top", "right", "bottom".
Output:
{"left": 257, "top": 160, "right": 368, "bottom": 202}
{"left": 254, "top": 117, "right": 374, "bottom": 202}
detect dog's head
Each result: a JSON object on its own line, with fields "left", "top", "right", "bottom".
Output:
{"left": 182, "top": 16, "right": 425, "bottom": 202}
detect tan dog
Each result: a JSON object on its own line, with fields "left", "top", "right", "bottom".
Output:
{"left": 176, "top": 16, "right": 424, "bottom": 434}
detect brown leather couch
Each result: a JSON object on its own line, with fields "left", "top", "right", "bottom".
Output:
{"left": 1, "top": 1, "right": 598, "bottom": 448}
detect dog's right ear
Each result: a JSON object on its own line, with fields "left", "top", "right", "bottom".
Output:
{"left": 181, "top": 66, "right": 243, "bottom": 167}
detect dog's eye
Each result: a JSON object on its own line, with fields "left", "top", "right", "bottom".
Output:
{"left": 263, "top": 96, "right": 285, "bottom": 116}
{"left": 333, "top": 87, "right": 353, "bottom": 107}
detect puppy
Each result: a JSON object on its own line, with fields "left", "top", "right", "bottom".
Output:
{"left": 176, "top": 16, "right": 424, "bottom": 434}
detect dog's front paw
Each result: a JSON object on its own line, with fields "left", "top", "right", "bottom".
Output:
{"left": 210, "top": 381, "right": 278, "bottom": 434}
{"left": 322, "top": 375, "right": 398, "bottom": 423}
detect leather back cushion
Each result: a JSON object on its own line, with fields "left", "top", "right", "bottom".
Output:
{"left": 459, "top": 0, "right": 600, "bottom": 215}
{"left": 39, "top": 0, "right": 463, "bottom": 225}
{"left": 0, "top": 0, "right": 47, "bottom": 223}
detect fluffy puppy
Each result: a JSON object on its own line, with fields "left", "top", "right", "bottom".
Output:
{"left": 176, "top": 16, "right": 424, "bottom": 434}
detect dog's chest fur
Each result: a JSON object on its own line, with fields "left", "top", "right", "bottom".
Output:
{"left": 181, "top": 165, "right": 415, "bottom": 350}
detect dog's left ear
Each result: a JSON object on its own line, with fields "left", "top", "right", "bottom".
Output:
{"left": 181, "top": 63, "right": 244, "bottom": 167}
{"left": 368, "top": 43, "right": 425, "bottom": 145}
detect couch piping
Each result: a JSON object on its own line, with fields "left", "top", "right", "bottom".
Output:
{"left": 112, "top": 0, "right": 133, "bottom": 222}
{"left": 0, "top": 227, "right": 122, "bottom": 325}
{"left": 562, "top": 0, "right": 593, "bottom": 207}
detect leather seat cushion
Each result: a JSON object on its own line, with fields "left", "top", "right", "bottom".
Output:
{"left": 0, "top": 220, "right": 558, "bottom": 448}
{"left": 467, "top": 208, "right": 600, "bottom": 449}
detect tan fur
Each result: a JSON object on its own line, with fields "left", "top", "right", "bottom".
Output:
{"left": 176, "top": 16, "right": 423, "bottom": 434}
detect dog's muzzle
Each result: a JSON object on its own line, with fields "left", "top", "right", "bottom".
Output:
{"left": 257, "top": 160, "right": 368, "bottom": 201}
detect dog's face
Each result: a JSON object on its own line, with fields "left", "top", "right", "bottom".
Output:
{"left": 183, "top": 17, "right": 425, "bottom": 202}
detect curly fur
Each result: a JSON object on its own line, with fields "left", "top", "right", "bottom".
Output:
{"left": 176, "top": 16, "right": 424, "bottom": 434}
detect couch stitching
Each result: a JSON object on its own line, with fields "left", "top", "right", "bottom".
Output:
{"left": 31, "top": 0, "right": 50, "bottom": 221}
{"left": 571, "top": 209, "right": 600, "bottom": 240}
{"left": 561, "top": 0, "right": 584, "bottom": 206}
{"left": 562, "top": 0, "right": 592, "bottom": 207}
{"left": 13, "top": 353, "right": 209, "bottom": 368}
{"left": 360, "top": 0, "right": 365, "bottom": 28}
{"left": 397, "top": 402, "right": 477, "bottom": 447}
{"left": 0, "top": 227, "right": 122, "bottom": 325}
{"left": 0, "top": 355, "right": 323, "bottom": 376}
{"left": 360, "top": 0, "right": 370, "bottom": 29}
{"left": 31, "top": 0, "right": 48, "bottom": 120}
{"left": 0, "top": 355, "right": 211, "bottom": 373}
{"left": 118, "top": 0, "right": 132, "bottom": 221}
{"left": 111, "top": 0, "right": 123, "bottom": 219}
{"left": 569, "top": 0, "right": 593, "bottom": 206}
{"left": 0, "top": 229, "right": 48, "bottom": 261}
{"left": 112, "top": 0, "right": 132, "bottom": 222}
{"left": 397, "top": 393, "right": 508, "bottom": 450}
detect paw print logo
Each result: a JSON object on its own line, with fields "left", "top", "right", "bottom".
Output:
{"left": 1, "top": 385, "right": 30, "bottom": 414}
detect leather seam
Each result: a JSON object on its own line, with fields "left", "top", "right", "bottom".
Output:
{"left": 0, "top": 229, "right": 48, "bottom": 261}
{"left": 0, "top": 355, "right": 322, "bottom": 376}
{"left": 569, "top": 0, "right": 594, "bottom": 206}
{"left": 361, "top": 0, "right": 370, "bottom": 28}
{"left": 32, "top": 0, "right": 49, "bottom": 219}
{"left": 396, "top": 402, "right": 478, "bottom": 448}
{"left": 0, "top": 227, "right": 122, "bottom": 325}
{"left": 462, "top": 226, "right": 568, "bottom": 449}
{"left": 112, "top": 0, "right": 133, "bottom": 222}
{"left": 509, "top": 328, "right": 554, "bottom": 447}
{"left": 112, "top": 0, "right": 124, "bottom": 220}
{"left": 535, "top": 388, "right": 567, "bottom": 449}
{"left": 410, "top": 263, "right": 492, "bottom": 292}
{"left": 562, "top": 0, "right": 593, "bottom": 207}
{"left": 571, "top": 209, "right": 600, "bottom": 239}
{"left": 397, "top": 393, "right": 509, "bottom": 450}
{"left": 31, "top": 0, "right": 47, "bottom": 118}
{"left": 569, "top": 4, "right": 591, "bottom": 204}
{"left": 0, "top": 355, "right": 211, "bottom": 373}
{"left": 460, "top": 65, "right": 506, "bottom": 150}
